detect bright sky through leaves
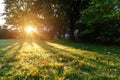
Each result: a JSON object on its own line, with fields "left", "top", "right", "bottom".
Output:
{"left": 25, "top": 26, "right": 37, "bottom": 34}
{"left": 0, "top": 0, "right": 5, "bottom": 25}
{"left": 25, "top": 26, "right": 34, "bottom": 33}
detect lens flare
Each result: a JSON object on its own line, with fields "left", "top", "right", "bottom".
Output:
{"left": 25, "top": 26, "right": 37, "bottom": 33}
{"left": 25, "top": 26, "right": 34, "bottom": 33}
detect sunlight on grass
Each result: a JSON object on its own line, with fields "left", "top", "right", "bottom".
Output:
{"left": 4, "top": 45, "right": 20, "bottom": 58}
{"left": 1, "top": 43, "right": 18, "bottom": 51}
{"left": 0, "top": 39, "right": 120, "bottom": 80}
{"left": 45, "top": 41, "right": 120, "bottom": 79}
{"left": 46, "top": 42, "right": 101, "bottom": 60}
{"left": 0, "top": 41, "right": 51, "bottom": 79}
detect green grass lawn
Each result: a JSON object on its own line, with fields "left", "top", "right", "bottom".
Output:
{"left": 0, "top": 39, "right": 120, "bottom": 80}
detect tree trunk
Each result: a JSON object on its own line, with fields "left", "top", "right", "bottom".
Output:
{"left": 69, "top": 21, "right": 75, "bottom": 41}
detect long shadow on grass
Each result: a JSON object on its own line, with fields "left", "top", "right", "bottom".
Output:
{"left": 37, "top": 42, "right": 114, "bottom": 71}
{"left": 36, "top": 41, "right": 119, "bottom": 79}
{"left": 36, "top": 41, "right": 117, "bottom": 67}
{"left": 53, "top": 40, "right": 120, "bottom": 55}
{"left": 46, "top": 42, "right": 118, "bottom": 68}
{"left": 0, "top": 43, "right": 19, "bottom": 57}
{"left": 48, "top": 41, "right": 120, "bottom": 68}
{"left": 0, "top": 39, "right": 18, "bottom": 48}
{"left": 0, "top": 42, "right": 23, "bottom": 77}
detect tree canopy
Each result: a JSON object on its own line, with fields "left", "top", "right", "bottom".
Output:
{"left": 3, "top": 0, "right": 120, "bottom": 44}
{"left": 80, "top": 0, "right": 120, "bottom": 44}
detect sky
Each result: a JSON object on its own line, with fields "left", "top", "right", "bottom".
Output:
{"left": 0, "top": 0, "right": 5, "bottom": 25}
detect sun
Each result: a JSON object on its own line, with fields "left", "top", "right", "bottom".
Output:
{"left": 25, "top": 26, "right": 36, "bottom": 33}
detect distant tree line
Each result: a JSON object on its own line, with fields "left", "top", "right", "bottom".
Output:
{"left": 3, "top": 0, "right": 120, "bottom": 44}
{"left": 0, "top": 25, "right": 20, "bottom": 39}
{"left": 0, "top": 29, "right": 19, "bottom": 39}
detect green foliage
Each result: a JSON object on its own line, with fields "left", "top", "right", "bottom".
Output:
{"left": 4, "top": 0, "right": 90, "bottom": 39}
{"left": 80, "top": 0, "right": 120, "bottom": 44}
{"left": 3, "top": 0, "right": 120, "bottom": 44}
{"left": 4, "top": 0, "right": 43, "bottom": 27}
{"left": 4, "top": 0, "right": 69, "bottom": 39}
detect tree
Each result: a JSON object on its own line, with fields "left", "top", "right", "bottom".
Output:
{"left": 4, "top": 0, "right": 43, "bottom": 27}
{"left": 58, "top": 0, "right": 90, "bottom": 40}
{"left": 80, "top": 0, "right": 120, "bottom": 44}
{"left": 4, "top": 0, "right": 90, "bottom": 40}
